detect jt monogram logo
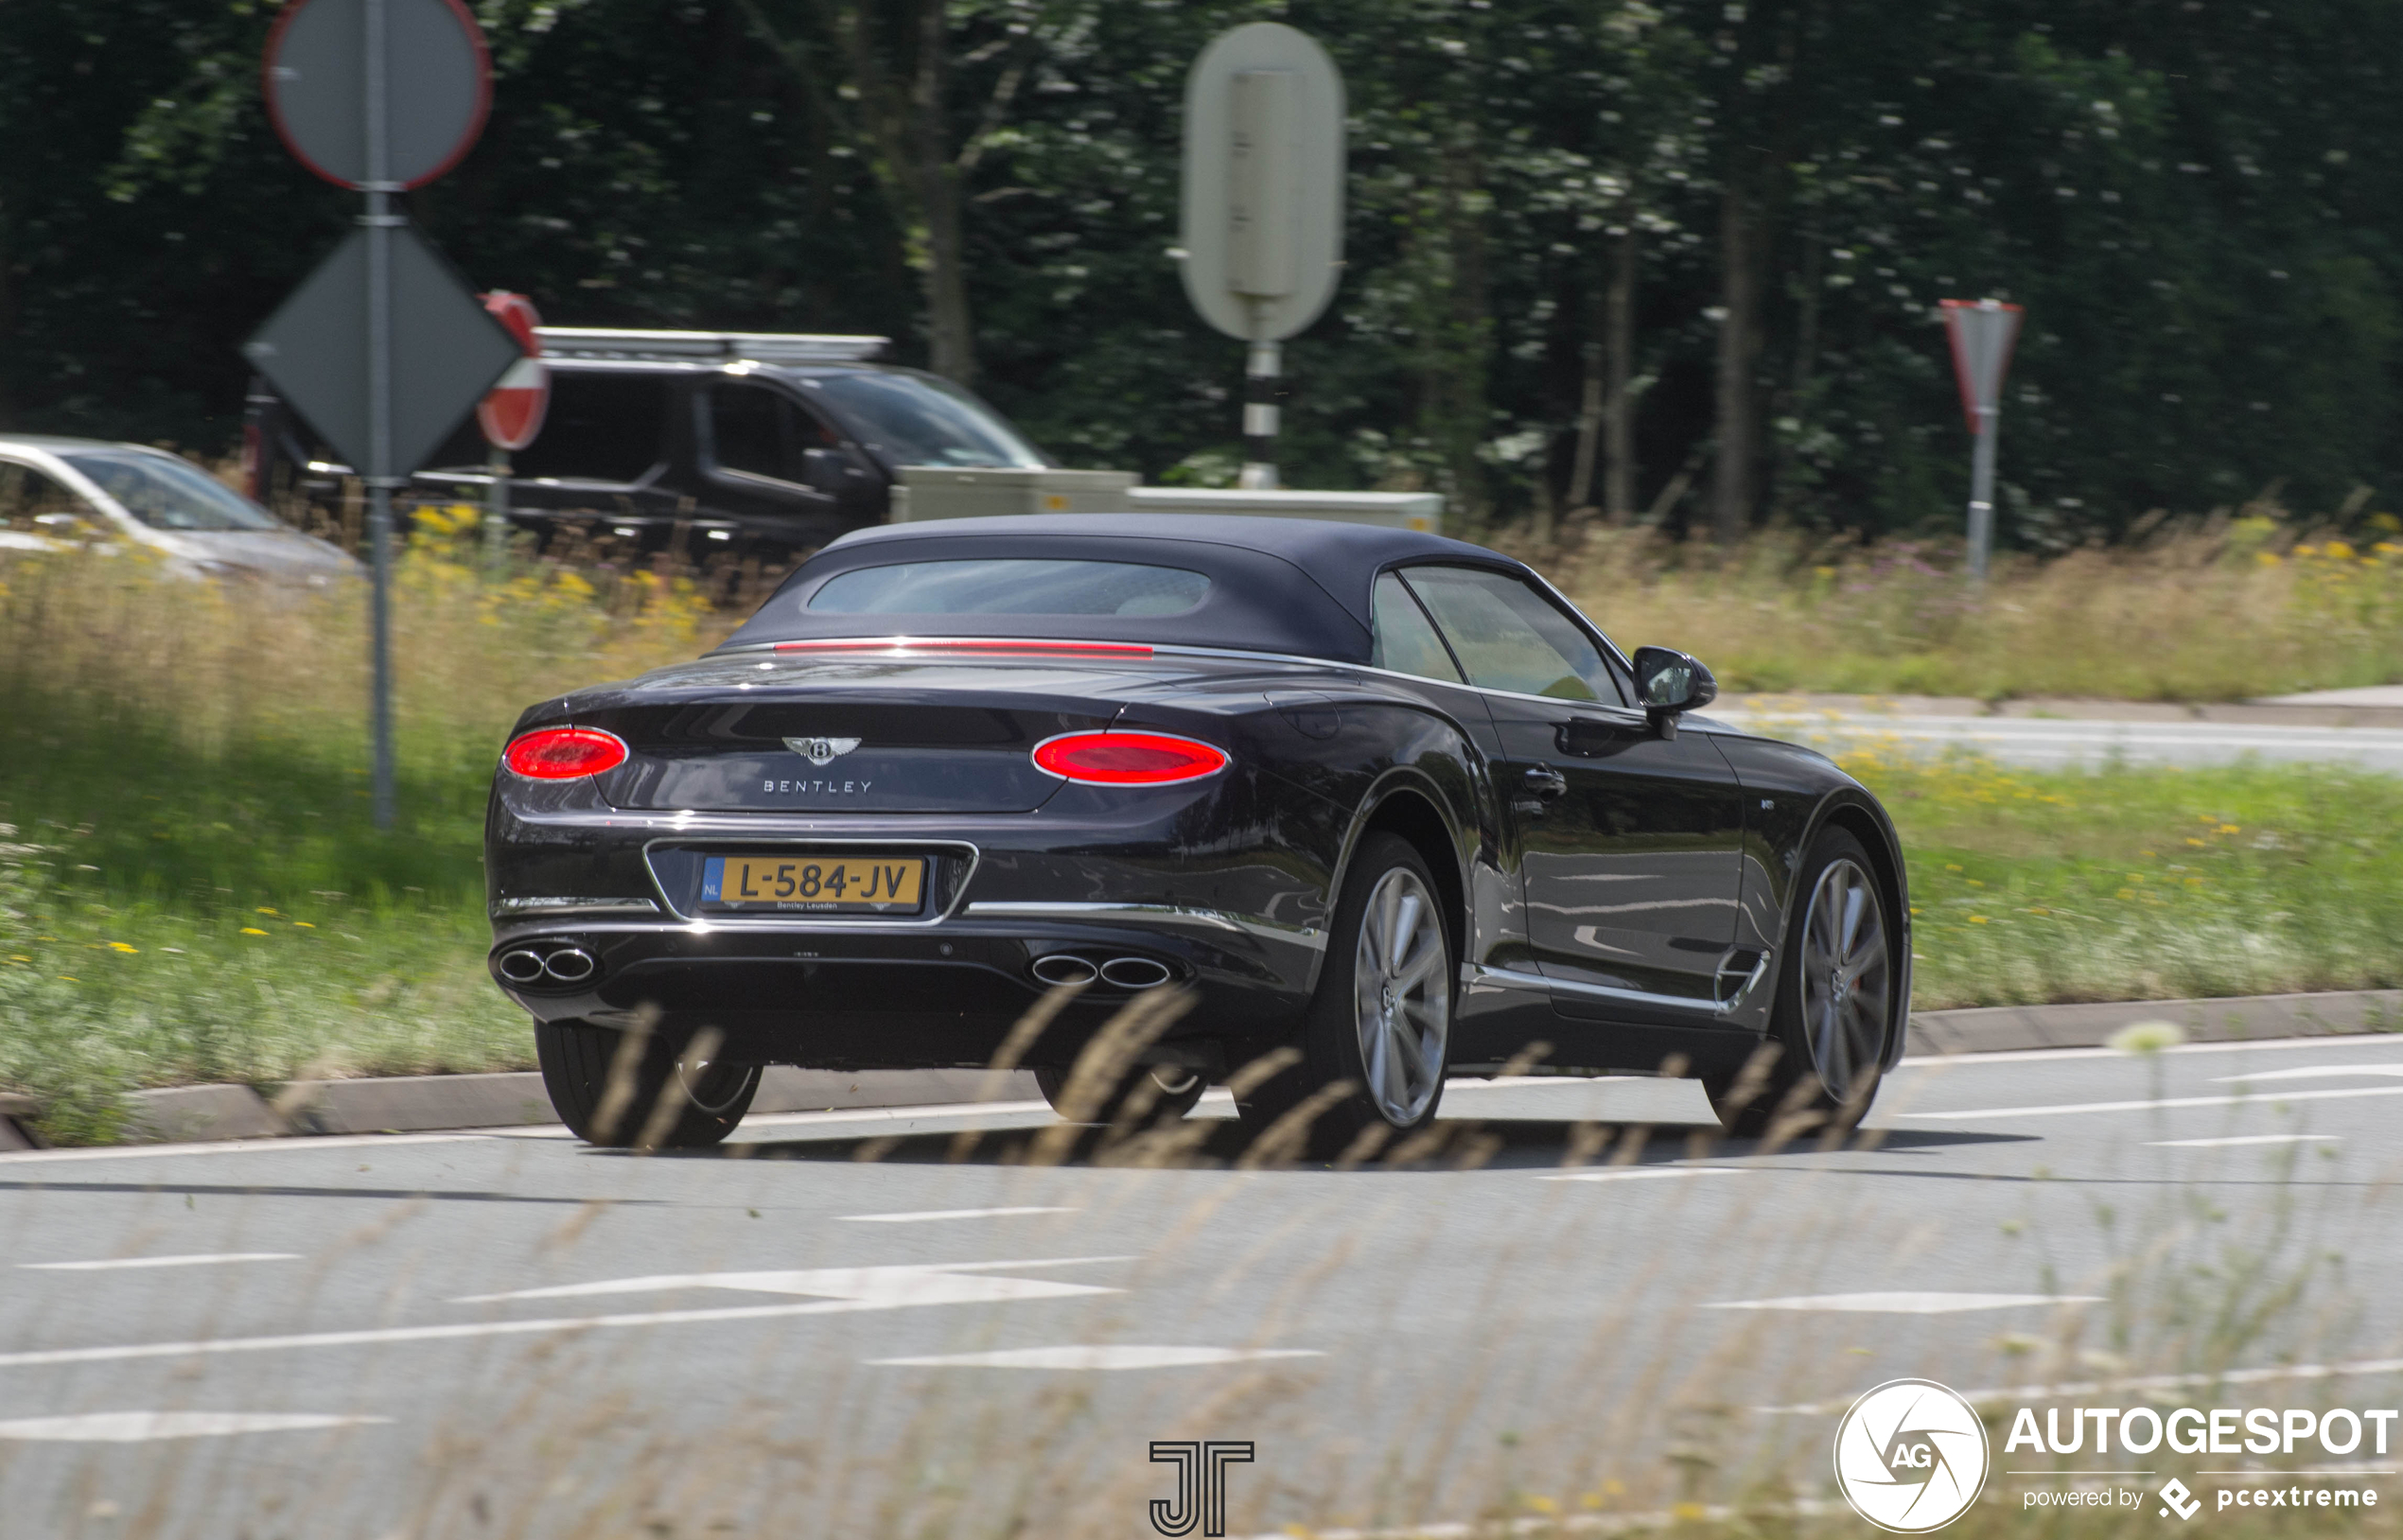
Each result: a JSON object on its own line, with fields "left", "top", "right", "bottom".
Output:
{"left": 1148, "top": 1441, "right": 1254, "bottom": 1537}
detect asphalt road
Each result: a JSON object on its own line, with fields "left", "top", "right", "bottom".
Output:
{"left": 6, "top": 1035, "right": 2402, "bottom": 1537}
{"left": 1706, "top": 709, "right": 2403, "bottom": 774}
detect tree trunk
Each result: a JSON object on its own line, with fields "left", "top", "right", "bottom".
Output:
{"left": 1566, "top": 343, "right": 1603, "bottom": 514}
{"left": 1604, "top": 225, "right": 1640, "bottom": 522}
{"left": 1711, "top": 178, "right": 1758, "bottom": 543}
{"left": 907, "top": 0, "right": 974, "bottom": 385}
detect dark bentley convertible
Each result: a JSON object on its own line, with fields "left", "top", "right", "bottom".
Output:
{"left": 486, "top": 516, "right": 1909, "bottom": 1150}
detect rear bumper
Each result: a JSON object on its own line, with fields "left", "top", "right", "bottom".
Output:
{"left": 485, "top": 911, "right": 1324, "bottom": 1071}
{"left": 484, "top": 792, "right": 1344, "bottom": 1072}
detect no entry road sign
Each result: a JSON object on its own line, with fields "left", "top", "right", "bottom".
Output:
{"left": 264, "top": 0, "right": 490, "bottom": 190}
{"left": 476, "top": 292, "right": 548, "bottom": 451}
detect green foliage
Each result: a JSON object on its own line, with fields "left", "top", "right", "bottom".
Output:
{"left": 5, "top": 1, "right": 2403, "bottom": 535}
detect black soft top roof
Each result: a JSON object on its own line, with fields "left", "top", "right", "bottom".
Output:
{"left": 714, "top": 515, "right": 1524, "bottom": 663}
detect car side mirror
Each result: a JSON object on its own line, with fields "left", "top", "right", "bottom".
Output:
{"left": 1631, "top": 646, "right": 1717, "bottom": 740}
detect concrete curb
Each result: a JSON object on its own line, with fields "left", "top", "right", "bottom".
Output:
{"left": 7, "top": 992, "right": 2393, "bottom": 1145}
{"left": 0, "top": 1093, "right": 38, "bottom": 1151}
{"left": 1907, "top": 988, "right": 2403, "bottom": 1058}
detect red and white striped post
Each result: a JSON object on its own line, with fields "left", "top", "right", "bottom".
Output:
{"left": 1941, "top": 298, "right": 2024, "bottom": 585}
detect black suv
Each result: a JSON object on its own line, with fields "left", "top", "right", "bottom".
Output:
{"left": 244, "top": 330, "right": 1051, "bottom": 562}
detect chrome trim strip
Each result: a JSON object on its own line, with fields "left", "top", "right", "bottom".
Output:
{"left": 640, "top": 837, "right": 982, "bottom": 928}
{"left": 1468, "top": 963, "right": 1725, "bottom": 1017}
{"left": 963, "top": 901, "right": 1325, "bottom": 951}
{"left": 492, "top": 896, "right": 660, "bottom": 917}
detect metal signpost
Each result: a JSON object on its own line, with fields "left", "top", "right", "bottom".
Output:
{"left": 474, "top": 291, "right": 548, "bottom": 571}
{"left": 1940, "top": 297, "right": 2025, "bottom": 585}
{"left": 1179, "top": 24, "right": 1345, "bottom": 491}
{"left": 249, "top": 0, "right": 516, "bottom": 829}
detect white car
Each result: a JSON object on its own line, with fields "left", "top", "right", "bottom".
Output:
{"left": 0, "top": 434, "right": 360, "bottom": 585}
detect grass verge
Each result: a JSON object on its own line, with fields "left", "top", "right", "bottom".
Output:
{"left": 1, "top": 537, "right": 2398, "bottom": 1140}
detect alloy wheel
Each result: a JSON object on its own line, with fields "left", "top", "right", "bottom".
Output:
{"left": 1798, "top": 856, "right": 1890, "bottom": 1105}
{"left": 1351, "top": 866, "right": 1450, "bottom": 1125}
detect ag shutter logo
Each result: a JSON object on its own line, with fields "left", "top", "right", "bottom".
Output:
{"left": 1833, "top": 1379, "right": 1991, "bottom": 1532}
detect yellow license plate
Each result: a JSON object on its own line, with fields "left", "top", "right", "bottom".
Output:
{"left": 700, "top": 855, "right": 925, "bottom": 913}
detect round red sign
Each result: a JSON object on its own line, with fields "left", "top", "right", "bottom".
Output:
{"left": 475, "top": 292, "right": 547, "bottom": 451}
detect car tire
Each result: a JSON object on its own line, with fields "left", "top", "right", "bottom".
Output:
{"left": 1033, "top": 1063, "right": 1206, "bottom": 1128}
{"left": 1705, "top": 825, "right": 1896, "bottom": 1138}
{"left": 1236, "top": 832, "right": 1452, "bottom": 1158}
{"left": 534, "top": 1019, "right": 760, "bottom": 1149}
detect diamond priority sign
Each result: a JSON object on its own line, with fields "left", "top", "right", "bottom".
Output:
{"left": 243, "top": 224, "right": 520, "bottom": 479}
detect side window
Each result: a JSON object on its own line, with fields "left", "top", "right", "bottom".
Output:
{"left": 0, "top": 464, "right": 102, "bottom": 534}
{"left": 1399, "top": 567, "right": 1622, "bottom": 704}
{"left": 1369, "top": 571, "right": 1464, "bottom": 682}
{"left": 710, "top": 383, "right": 834, "bottom": 486}
{"left": 511, "top": 374, "right": 669, "bottom": 483}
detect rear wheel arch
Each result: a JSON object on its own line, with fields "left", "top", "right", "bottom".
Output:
{"left": 1339, "top": 781, "right": 1468, "bottom": 993}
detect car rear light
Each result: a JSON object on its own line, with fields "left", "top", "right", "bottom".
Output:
{"left": 772, "top": 638, "right": 1153, "bottom": 657}
{"left": 503, "top": 727, "right": 628, "bottom": 779}
{"left": 1032, "top": 730, "right": 1229, "bottom": 786}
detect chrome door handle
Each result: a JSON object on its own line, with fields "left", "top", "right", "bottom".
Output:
{"left": 1522, "top": 767, "right": 1568, "bottom": 800}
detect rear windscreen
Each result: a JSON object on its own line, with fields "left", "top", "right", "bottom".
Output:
{"left": 807, "top": 559, "right": 1211, "bottom": 617}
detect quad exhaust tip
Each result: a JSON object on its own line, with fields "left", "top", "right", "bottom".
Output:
{"left": 498, "top": 946, "right": 597, "bottom": 986}
{"left": 1098, "top": 956, "right": 1172, "bottom": 990}
{"left": 1029, "top": 954, "right": 1100, "bottom": 988}
{"left": 1027, "top": 954, "right": 1174, "bottom": 990}
{"left": 542, "top": 948, "right": 597, "bottom": 983}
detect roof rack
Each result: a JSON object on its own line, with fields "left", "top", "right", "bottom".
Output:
{"left": 532, "top": 328, "right": 889, "bottom": 364}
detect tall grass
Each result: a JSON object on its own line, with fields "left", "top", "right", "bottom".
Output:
{"left": 0, "top": 523, "right": 736, "bottom": 1135}
{"left": 2, "top": 522, "right": 2399, "bottom": 1136}
{"left": 1535, "top": 510, "right": 2403, "bottom": 700}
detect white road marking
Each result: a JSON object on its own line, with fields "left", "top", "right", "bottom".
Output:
{"left": 20, "top": 1252, "right": 298, "bottom": 1272}
{"left": 0, "top": 1264, "right": 1133, "bottom": 1373}
{"left": 0, "top": 1411, "right": 387, "bottom": 1443}
{"left": 839, "top": 1207, "right": 1078, "bottom": 1224}
{"left": 453, "top": 1256, "right": 1131, "bottom": 1305}
{"left": 1540, "top": 1166, "right": 1749, "bottom": 1183}
{"left": 1709, "top": 1291, "right": 2101, "bottom": 1314}
{"left": 871, "top": 1345, "right": 1324, "bottom": 1371}
{"left": 1897, "top": 1033, "right": 2403, "bottom": 1071}
{"left": 1896, "top": 1084, "right": 2403, "bottom": 1120}
{"left": 2150, "top": 1133, "right": 2342, "bottom": 1148}
{"left": 2210, "top": 1064, "right": 2403, "bottom": 1083}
